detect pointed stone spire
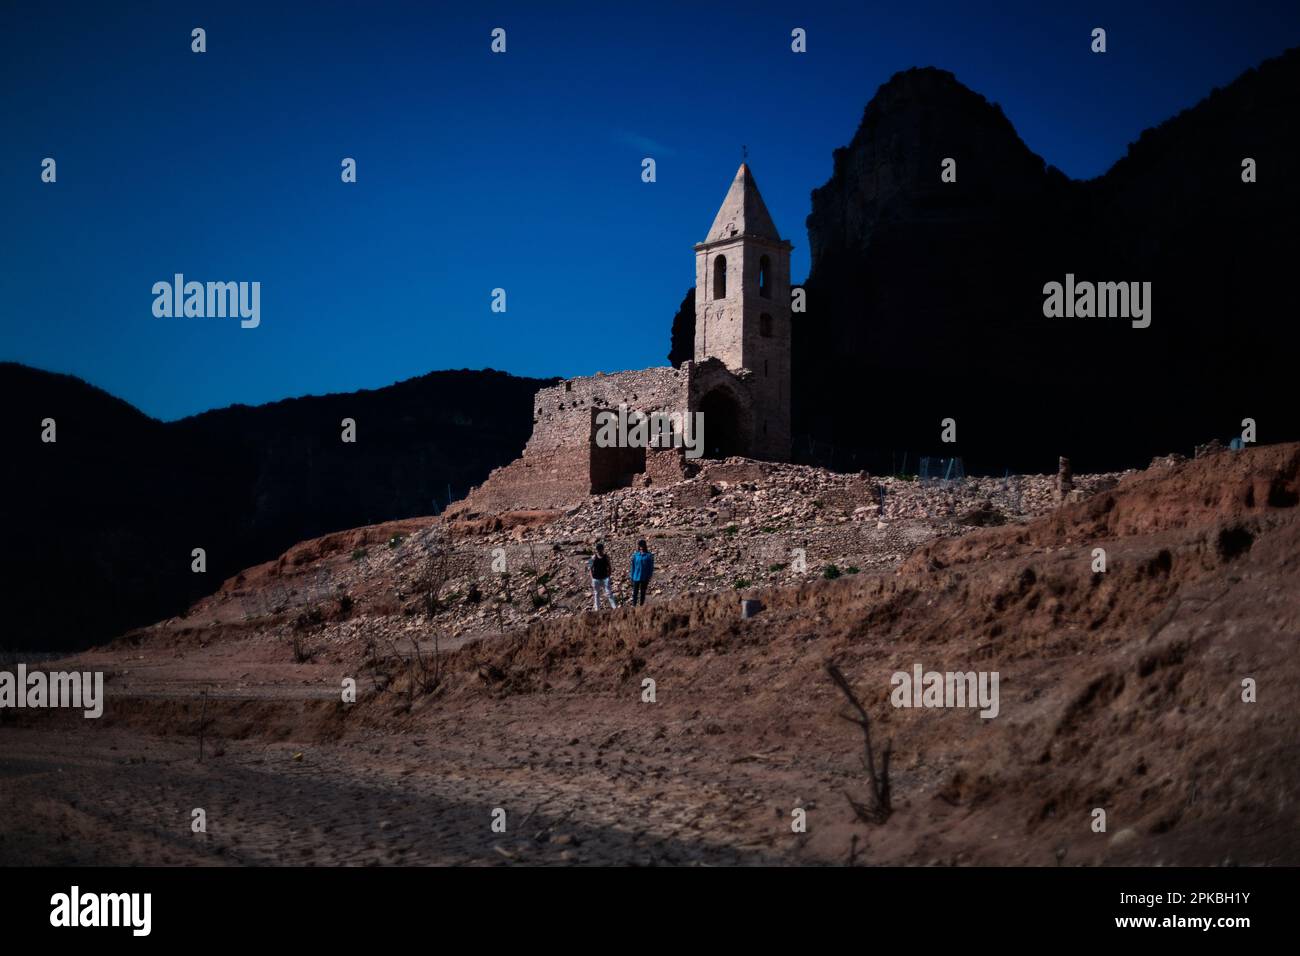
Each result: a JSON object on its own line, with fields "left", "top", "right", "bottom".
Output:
{"left": 703, "top": 163, "right": 781, "bottom": 243}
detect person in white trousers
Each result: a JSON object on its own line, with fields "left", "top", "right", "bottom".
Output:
{"left": 588, "top": 541, "right": 617, "bottom": 610}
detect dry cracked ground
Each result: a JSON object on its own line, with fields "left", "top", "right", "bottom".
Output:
{"left": 2, "top": 446, "right": 1297, "bottom": 866}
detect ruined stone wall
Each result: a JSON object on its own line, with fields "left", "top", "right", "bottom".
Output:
{"left": 454, "top": 368, "right": 693, "bottom": 514}
{"left": 451, "top": 357, "right": 783, "bottom": 516}
{"left": 684, "top": 358, "right": 757, "bottom": 459}
{"left": 591, "top": 441, "right": 646, "bottom": 493}
{"left": 645, "top": 445, "right": 694, "bottom": 486}
{"left": 526, "top": 367, "right": 689, "bottom": 454}
{"left": 450, "top": 446, "right": 592, "bottom": 514}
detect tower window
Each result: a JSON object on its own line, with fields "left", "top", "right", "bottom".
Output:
{"left": 759, "top": 256, "right": 772, "bottom": 299}
{"left": 713, "top": 256, "right": 727, "bottom": 300}
{"left": 760, "top": 313, "right": 773, "bottom": 338}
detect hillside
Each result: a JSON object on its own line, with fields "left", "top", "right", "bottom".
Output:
{"left": 0, "top": 362, "right": 555, "bottom": 652}
{"left": 4, "top": 442, "right": 1295, "bottom": 865}
{"left": 133, "top": 456, "right": 1129, "bottom": 652}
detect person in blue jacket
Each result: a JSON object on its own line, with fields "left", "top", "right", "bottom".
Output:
{"left": 629, "top": 538, "right": 655, "bottom": 606}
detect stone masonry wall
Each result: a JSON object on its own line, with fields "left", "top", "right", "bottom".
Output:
{"left": 453, "top": 367, "right": 695, "bottom": 514}
{"left": 694, "top": 239, "right": 746, "bottom": 370}
{"left": 526, "top": 367, "right": 689, "bottom": 454}
{"left": 449, "top": 445, "right": 592, "bottom": 514}
{"left": 645, "top": 445, "right": 695, "bottom": 486}
{"left": 453, "top": 358, "right": 773, "bottom": 515}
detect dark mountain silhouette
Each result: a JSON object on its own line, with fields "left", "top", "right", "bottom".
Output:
{"left": 0, "top": 363, "right": 553, "bottom": 652}
{"left": 671, "top": 48, "right": 1300, "bottom": 473}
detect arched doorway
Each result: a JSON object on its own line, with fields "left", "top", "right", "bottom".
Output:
{"left": 698, "top": 388, "right": 749, "bottom": 459}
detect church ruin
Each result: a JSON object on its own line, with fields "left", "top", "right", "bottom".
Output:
{"left": 453, "top": 163, "right": 792, "bottom": 513}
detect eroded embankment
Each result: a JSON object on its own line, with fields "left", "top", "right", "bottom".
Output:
{"left": 16, "top": 443, "right": 1299, "bottom": 864}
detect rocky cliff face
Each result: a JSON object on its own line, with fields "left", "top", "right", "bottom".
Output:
{"left": 796, "top": 54, "right": 1300, "bottom": 474}
{"left": 794, "top": 67, "right": 1070, "bottom": 472}
{"left": 671, "top": 51, "right": 1300, "bottom": 473}
{"left": 0, "top": 363, "right": 554, "bottom": 652}
{"left": 804, "top": 67, "right": 1058, "bottom": 269}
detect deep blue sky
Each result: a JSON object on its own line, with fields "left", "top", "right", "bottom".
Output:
{"left": 2, "top": 1, "right": 1296, "bottom": 420}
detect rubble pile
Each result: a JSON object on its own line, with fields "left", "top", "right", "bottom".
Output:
{"left": 180, "top": 458, "right": 1132, "bottom": 657}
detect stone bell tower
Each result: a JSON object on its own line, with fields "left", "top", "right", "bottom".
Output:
{"left": 693, "top": 163, "right": 792, "bottom": 460}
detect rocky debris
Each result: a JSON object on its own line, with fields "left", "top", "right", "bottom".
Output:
{"left": 1194, "top": 438, "right": 1228, "bottom": 459}
{"left": 1150, "top": 452, "right": 1187, "bottom": 469}
{"left": 80, "top": 443, "right": 1300, "bottom": 867}
{"left": 157, "top": 456, "right": 1133, "bottom": 660}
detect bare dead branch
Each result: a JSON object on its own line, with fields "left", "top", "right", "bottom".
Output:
{"left": 827, "top": 663, "right": 892, "bottom": 823}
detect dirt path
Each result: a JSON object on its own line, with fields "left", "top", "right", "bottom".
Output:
{"left": 0, "top": 718, "right": 798, "bottom": 866}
